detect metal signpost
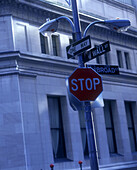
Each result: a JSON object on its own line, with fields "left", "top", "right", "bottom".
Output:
{"left": 83, "top": 41, "right": 110, "bottom": 63}
{"left": 70, "top": 0, "right": 100, "bottom": 170}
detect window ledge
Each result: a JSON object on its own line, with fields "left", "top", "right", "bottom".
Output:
{"left": 110, "top": 153, "right": 124, "bottom": 157}
{"left": 54, "top": 158, "right": 73, "bottom": 163}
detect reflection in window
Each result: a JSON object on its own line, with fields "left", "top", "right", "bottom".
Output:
{"left": 104, "top": 52, "right": 110, "bottom": 65}
{"left": 52, "top": 35, "right": 60, "bottom": 56}
{"left": 69, "top": 38, "right": 73, "bottom": 45}
{"left": 48, "top": 96, "right": 66, "bottom": 160}
{"left": 95, "top": 45, "right": 102, "bottom": 64}
{"left": 79, "top": 110, "right": 89, "bottom": 157}
{"left": 117, "top": 50, "right": 123, "bottom": 68}
{"left": 125, "top": 101, "right": 137, "bottom": 152}
{"left": 104, "top": 100, "right": 117, "bottom": 154}
{"left": 69, "top": 38, "right": 76, "bottom": 59}
{"left": 124, "top": 52, "right": 131, "bottom": 70}
{"left": 40, "top": 34, "right": 49, "bottom": 54}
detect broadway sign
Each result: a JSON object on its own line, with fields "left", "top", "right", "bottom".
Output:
{"left": 86, "top": 65, "right": 119, "bottom": 75}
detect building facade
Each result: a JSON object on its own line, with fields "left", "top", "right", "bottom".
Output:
{"left": 0, "top": 0, "right": 137, "bottom": 169}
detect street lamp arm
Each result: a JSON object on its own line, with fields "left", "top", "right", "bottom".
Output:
{"left": 83, "top": 19, "right": 131, "bottom": 38}
{"left": 39, "top": 16, "right": 75, "bottom": 35}
{"left": 83, "top": 21, "right": 104, "bottom": 37}
{"left": 56, "top": 16, "right": 75, "bottom": 32}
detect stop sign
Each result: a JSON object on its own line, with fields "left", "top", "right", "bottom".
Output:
{"left": 68, "top": 68, "right": 103, "bottom": 101}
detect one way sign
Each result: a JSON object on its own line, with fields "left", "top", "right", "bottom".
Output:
{"left": 66, "top": 35, "right": 91, "bottom": 59}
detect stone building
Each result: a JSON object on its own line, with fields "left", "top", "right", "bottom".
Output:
{"left": 0, "top": 0, "right": 137, "bottom": 169}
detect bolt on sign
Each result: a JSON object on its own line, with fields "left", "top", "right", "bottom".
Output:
{"left": 68, "top": 68, "right": 103, "bottom": 101}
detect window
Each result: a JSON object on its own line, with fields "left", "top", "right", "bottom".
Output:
{"left": 48, "top": 96, "right": 66, "bottom": 160}
{"left": 104, "top": 100, "right": 117, "bottom": 154}
{"left": 117, "top": 50, "right": 123, "bottom": 68}
{"left": 52, "top": 34, "right": 60, "bottom": 56}
{"left": 79, "top": 110, "right": 89, "bottom": 157}
{"left": 114, "top": 0, "right": 132, "bottom": 5}
{"left": 125, "top": 101, "right": 137, "bottom": 152}
{"left": 69, "top": 38, "right": 76, "bottom": 59}
{"left": 96, "top": 56, "right": 102, "bottom": 64}
{"left": 104, "top": 52, "right": 110, "bottom": 65}
{"left": 40, "top": 33, "right": 49, "bottom": 54}
{"left": 69, "top": 38, "right": 73, "bottom": 45}
{"left": 124, "top": 52, "right": 131, "bottom": 70}
{"left": 95, "top": 45, "right": 102, "bottom": 64}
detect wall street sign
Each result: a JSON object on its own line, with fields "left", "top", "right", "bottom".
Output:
{"left": 83, "top": 41, "right": 110, "bottom": 63}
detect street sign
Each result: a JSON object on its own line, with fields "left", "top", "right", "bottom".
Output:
{"left": 86, "top": 65, "right": 119, "bottom": 75}
{"left": 67, "top": 68, "right": 103, "bottom": 101}
{"left": 83, "top": 41, "right": 110, "bottom": 63}
{"left": 66, "top": 35, "right": 91, "bottom": 59}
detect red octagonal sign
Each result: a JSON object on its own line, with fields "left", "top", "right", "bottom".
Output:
{"left": 68, "top": 68, "right": 103, "bottom": 101}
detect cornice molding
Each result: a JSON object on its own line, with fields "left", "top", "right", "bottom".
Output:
{"left": 0, "top": 51, "right": 137, "bottom": 85}
{"left": 82, "top": 25, "right": 137, "bottom": 49}
{"left": 0, "top": 0, "right": 60, "bottom": 25}
{"left": 0, "top": 51, "right": 77, "bottom": 77}
{"left": 103, "top": 0, "right": 134, "bottom": 11}
{"left": 103, "top": 73, "right": 137, "bottom": 87}
{"left": 0, "top": 0, "right": 137, "bottom": 49}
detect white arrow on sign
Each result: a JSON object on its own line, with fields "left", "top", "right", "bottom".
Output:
{"left": 67, "top": 46, "right": 76, "bottom": 56}
{"left": 66, "top": 36, "right": 91, "bottom": 59}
